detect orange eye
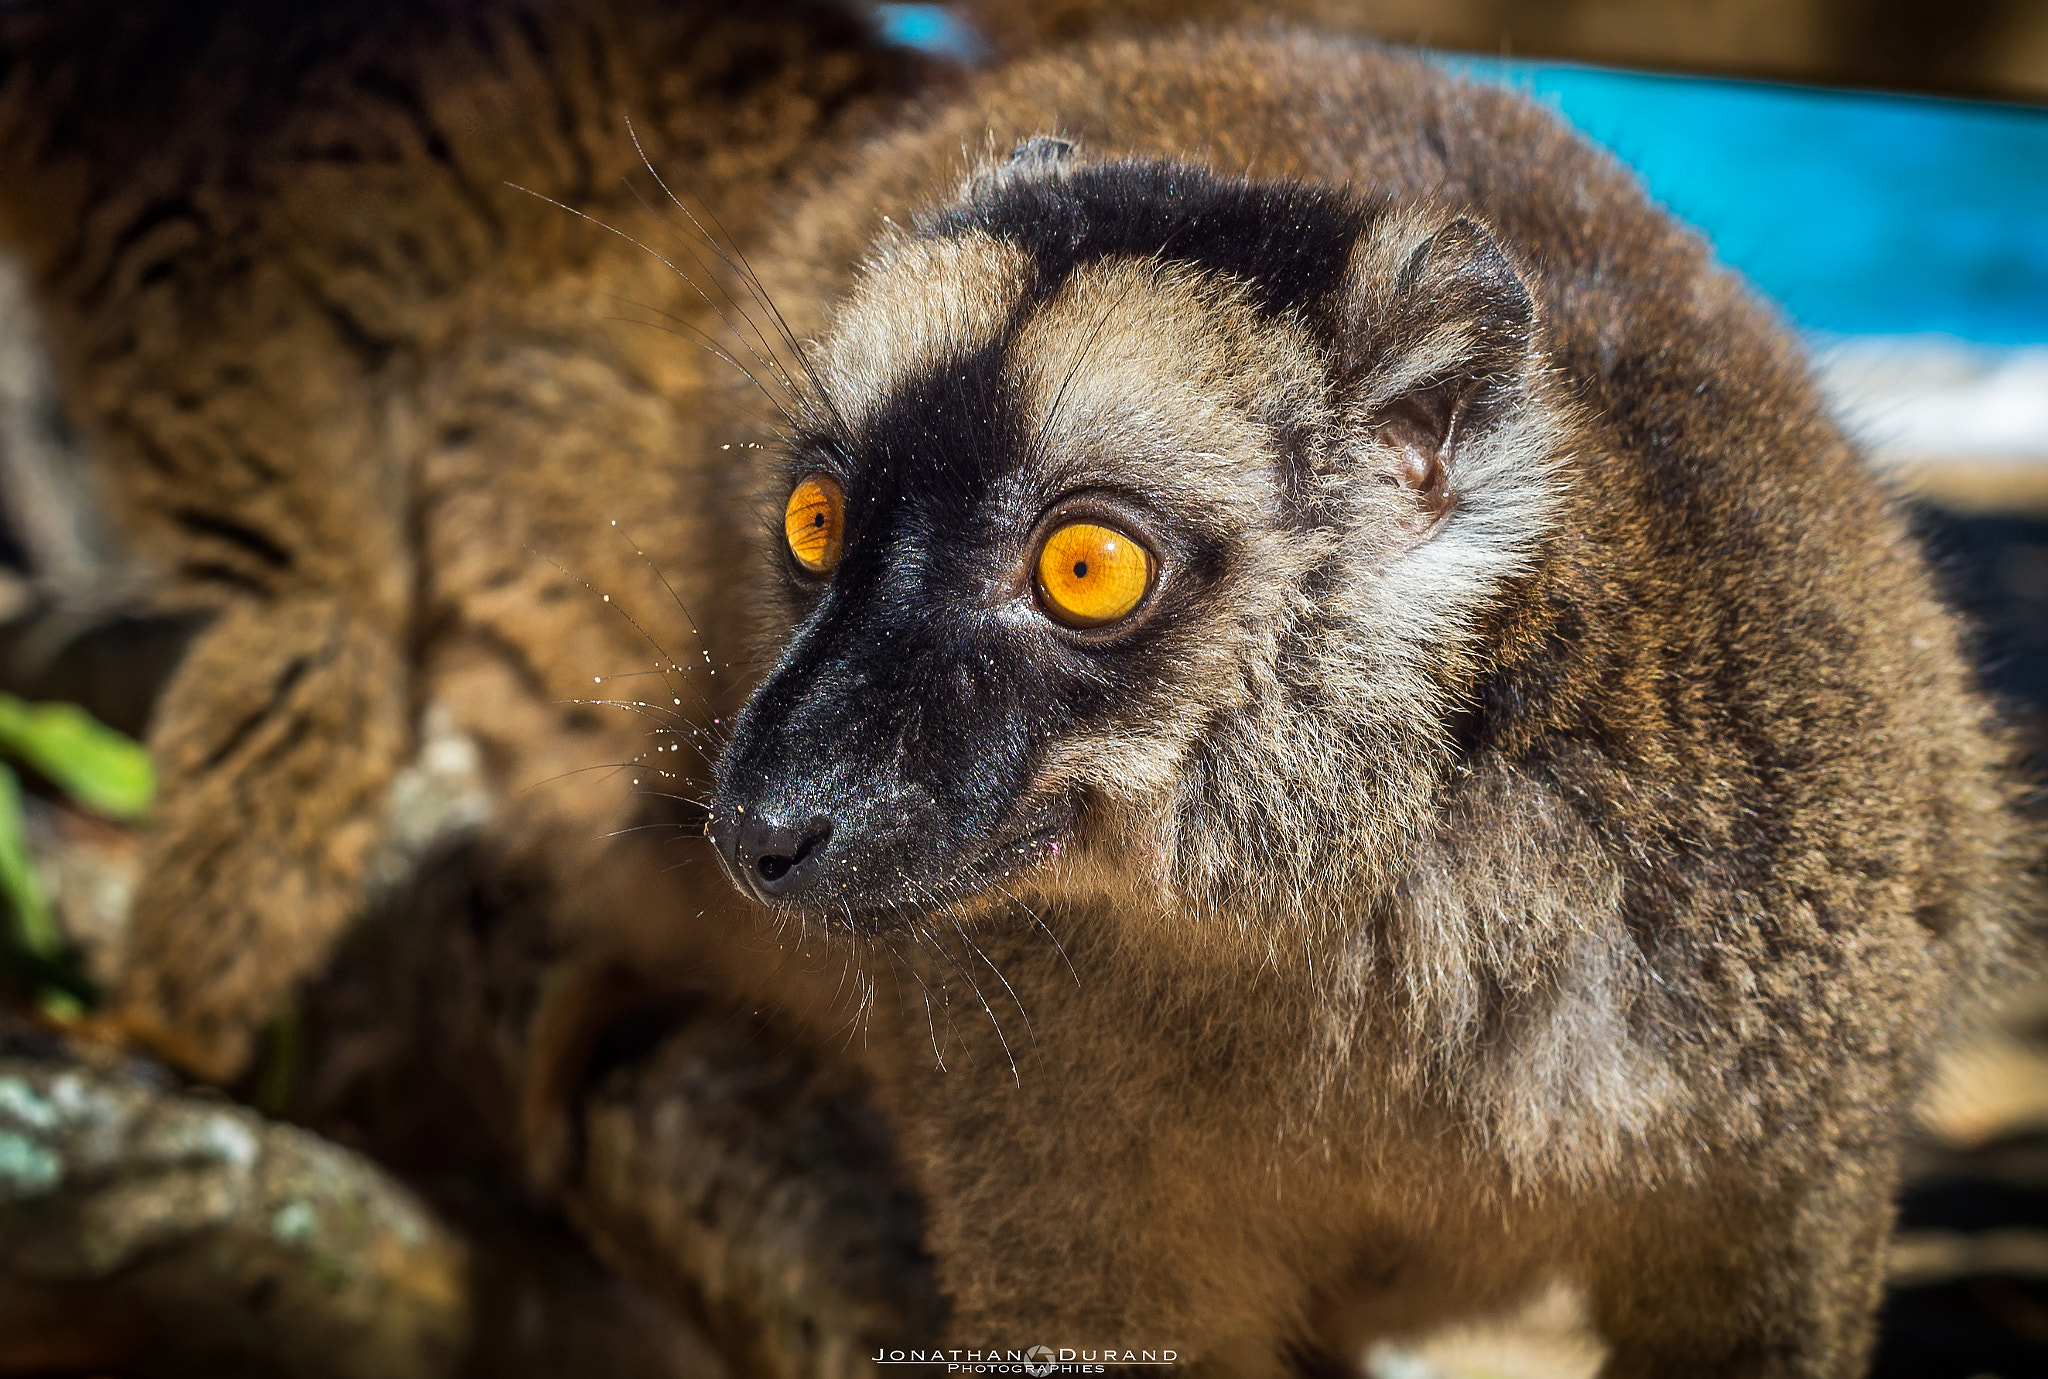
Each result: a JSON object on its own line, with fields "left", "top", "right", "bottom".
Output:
{"left": 1035, "top": 522, "right": 1153, "bottom": 628}
{"left": 784, "top": 475, "right": 844, "bottom": 573}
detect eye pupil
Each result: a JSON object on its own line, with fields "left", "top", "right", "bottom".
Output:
{"left": 812, "top": 513, "right": 824, "bottom": 529}
{"left": 1073, "top": 560, "right": 1088, "bottom": 579}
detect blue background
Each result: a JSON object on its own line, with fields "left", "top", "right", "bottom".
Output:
{"left": 1456, "top": 60, "right": 2048, "bottom": 345}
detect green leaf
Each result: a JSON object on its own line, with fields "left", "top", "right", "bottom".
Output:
{"left": 0, "top": 694, "right": 154, "bottom": 820}
{"left": 0, "top": 761, "right": 58, "bottom": 960}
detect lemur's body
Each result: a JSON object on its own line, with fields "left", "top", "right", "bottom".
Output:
{"left": 709, "top": 32, "right": 2035, "bottom": 1375}
{"left": 0, "top": 3, "right": 2034, "bottom": 1373}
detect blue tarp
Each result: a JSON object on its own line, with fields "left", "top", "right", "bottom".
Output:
{"left": 1457, "top": 60, "right": 2048, "bottom": 345}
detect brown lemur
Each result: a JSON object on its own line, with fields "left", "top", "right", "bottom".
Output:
{"left": 700, "top": 28, "right": 2041, "bottom": 1378}
{"left": 0, "top": 0, "right": 2038, "bottom": 1373}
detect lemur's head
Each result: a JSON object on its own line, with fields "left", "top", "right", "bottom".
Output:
{"left": 708, "top": 138, "right": 1563, "bottom": 937}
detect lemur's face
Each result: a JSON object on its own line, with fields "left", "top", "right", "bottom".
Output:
{"left": 708, "top": 143, "right": 1553, "bottom": 930}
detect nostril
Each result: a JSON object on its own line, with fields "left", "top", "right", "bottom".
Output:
{"left": 741, "top": 816, "right": 834, "bottom": 894}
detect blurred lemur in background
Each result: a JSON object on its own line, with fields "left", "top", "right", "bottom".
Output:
{"left": 0, "top": 1, "right": 2039, "bottom": 1375}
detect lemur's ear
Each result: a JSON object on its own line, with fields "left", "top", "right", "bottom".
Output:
{"left": 963, "top": 134, "right": 1079, "bottom": 201}
{"left": 1334, "top": 211, "right": 1536, "bottom": 517}
{"left": 1006, "top": 135, "right": 1077, "bottom": 175}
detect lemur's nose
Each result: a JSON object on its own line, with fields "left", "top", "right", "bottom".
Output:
{"left": 729, "top": 810, "right": 834, "bottom": 903}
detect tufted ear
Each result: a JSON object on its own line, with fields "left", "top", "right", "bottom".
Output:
{"left": 1005, "top": 134, "right": 1077, "bottom": 175}
{"left": 1334, "top": 211, "right": 1537, "bottom": 520}
{"left": 962, "top": 133, "right": 1079, "bottom": 202}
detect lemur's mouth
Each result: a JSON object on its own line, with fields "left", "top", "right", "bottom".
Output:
{"left": 705, "top": 790, "right": 1080, "bottom": 934}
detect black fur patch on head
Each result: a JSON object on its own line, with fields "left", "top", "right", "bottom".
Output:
{"left": 923, "top": 159, "right": 1368, "bottom": 318}
{"left": 788, "top": 338, "right": 1027, "bottom": 585}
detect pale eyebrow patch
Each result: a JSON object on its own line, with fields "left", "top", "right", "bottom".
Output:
{"left": 808, "top": 229, "right": 1031, "bottom": 429}
{"left": 1008, "top": 257, "right": 1318, "bottom": 489}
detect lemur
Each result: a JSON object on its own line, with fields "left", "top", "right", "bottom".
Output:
{"left": 703, "top": 29, "right": 2038, "bottom": 1377}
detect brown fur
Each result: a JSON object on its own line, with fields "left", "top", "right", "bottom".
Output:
{"left": 0, "top": 3, "right": 2040, "bottom": 1374}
